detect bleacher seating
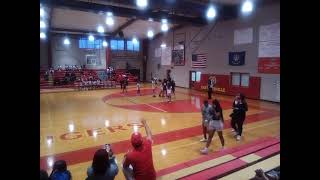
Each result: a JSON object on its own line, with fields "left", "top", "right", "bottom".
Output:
{"left": 40, "top": 68, "right": 117, "bottom": 90}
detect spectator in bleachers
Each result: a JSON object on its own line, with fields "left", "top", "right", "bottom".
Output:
{"left": 122, "top": 119, "right": 156, "bottom": 180}
{"left": 49, "top": 160, "right": 72, "bottom": 180}
{"left": 40, "top": 169, "right": 49, "bottom": 180}
{"left": 86, "top": 149, "right": 119, "bottom": 180}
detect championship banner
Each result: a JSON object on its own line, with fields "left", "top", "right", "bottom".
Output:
{"left": 258, "top": 57, "right": 280, "bottom": 74}
{"left": 172, "top": 49, "right": 185, "bottom": 66}
{"left": 229, "top": 51, "right": 245, "bottom": 66}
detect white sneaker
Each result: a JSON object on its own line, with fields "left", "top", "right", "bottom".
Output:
{"left": 200, "top": 148, "right": 208, "bottom": 154}
{"left": 200, "top": 138, "right": 207, "bottom": 142}
{"left": 231, "top": 129, "right": 235, "bottom": 132}
{"left": 236, "top": 135, "right": 241, "bottom": 141}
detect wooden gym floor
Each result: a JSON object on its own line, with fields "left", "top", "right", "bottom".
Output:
{"left": 40, "top": 84, "right": 280, "bottom": 179}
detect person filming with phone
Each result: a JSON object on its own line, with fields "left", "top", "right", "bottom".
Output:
{"left": 122, "top": 119, "right": 156, "bottom": 180}
{"left": 86, "top": 145, "right": 119, "bottom": 180}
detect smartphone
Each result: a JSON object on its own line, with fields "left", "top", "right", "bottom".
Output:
{"left": 104, "top": 144, "right": 111, "bottom": 153}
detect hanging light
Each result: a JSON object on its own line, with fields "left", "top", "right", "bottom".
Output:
{"left": 40, "top": 8, "right": 45, "bottom": 17}
{"left": 64, "top": 38, "right": 70, "bottom": 45}
{"left": 136, "top": 0, "right": 148, "bottom": 9}
{"left": 132, "top": 37, "right": 138, "bottom": 44}
{"left": 206, "top": 5, "right": 217, "bottom": 20}
{"left": 106, "top": 12, "right": 114, "bottom": 26}
{"left": 103, "top": 41, "right": 108, "bottom": 47}
{"left": 147, "top": 30, "right": 154, "bottom": 38}
{"left": 40, "top": 21, "right": 46, "bottom": 28}
{"left": 161, "top": 43, "right": 166, "bottom": 48}
{"left": 40, "top": 32, "right": 46, "bottom": 39}
{"left": 241, "top": 0, "right": 254, "bottom": 14}
{"left": 97, "top": 25, "right": 105, "bottom": 33}
{"left": 88, "top": 35, "right": 95, "bottom": 41}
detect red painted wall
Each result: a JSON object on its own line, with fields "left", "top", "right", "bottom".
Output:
{"left": 192, "top": 74, "right": 261, "bottom": 99}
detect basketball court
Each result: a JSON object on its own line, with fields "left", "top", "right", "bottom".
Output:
{"left": 40, "top": 0, "right": 280, "bottom": 179}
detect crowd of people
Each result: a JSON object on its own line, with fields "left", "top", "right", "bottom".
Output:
{"left": 40, "top": 119, "right": 156, "bottom": 180}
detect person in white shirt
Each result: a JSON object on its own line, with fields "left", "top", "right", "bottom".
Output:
{"left": 151, "top": 78, "right": 156, "bottom": 97}
{"left": 136, "top": 80, "right": 141, "bottom": 95}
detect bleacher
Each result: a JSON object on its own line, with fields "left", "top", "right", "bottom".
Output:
{"left": 40, "top": 68, "right": 117, "bottom": 90}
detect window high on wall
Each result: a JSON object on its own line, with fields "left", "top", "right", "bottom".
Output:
{"left": 110, "top": 39, "right": 124, "bottom": 50}
{"left": 126, "top": 40, "right": 140, "bottom": 51}
{"left": 79, "top": 38, "right": 102, "bottom": 49}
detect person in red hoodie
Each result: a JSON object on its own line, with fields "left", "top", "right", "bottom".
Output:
{"left": 122, "top": 119, "right": 156, "bottom": 180}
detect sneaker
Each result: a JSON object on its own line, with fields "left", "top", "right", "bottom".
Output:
{"left": 233, "top": 132, "right": 238, "bottom": 137}
{"left": 200, "top": 138, "right": 207, "bottom": 142}
{"left": 221, "top": 146, "right": 226, "bottom": 150}
{"left": 236, "top": 135, "right": 241, "bottom": 141}
{"left": 200, "top": 148, "right": 208, "bottom": 154}
{"left": 231, "top": 129, "right": 235, "bottom": 132}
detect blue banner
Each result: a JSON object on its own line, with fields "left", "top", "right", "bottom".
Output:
{"left": 229, "top": 51, "right": 245, "bottom": 66}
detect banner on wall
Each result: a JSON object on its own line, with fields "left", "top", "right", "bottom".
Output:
{"left": 258, "top": 57, "right": 280, "bottom": 74}
{"left": 229, "top": 51, "right": 245, "bottom": 66}
{"left": 234, "top": 27, "right": 253, "bottom": 45}
{"left": 172, "top": 49, "right": 185, "bottom": 66}
{"left": 161, "top": 46, "right": 172, "bottom": 65}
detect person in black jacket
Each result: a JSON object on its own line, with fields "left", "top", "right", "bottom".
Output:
{"left": 230, "top": 93, "right": 248, "bottom": 141}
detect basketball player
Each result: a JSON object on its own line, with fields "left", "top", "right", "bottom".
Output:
{"left": 200, "top": 99, "right": 225, "bottom": 154}
{"left": 136, "top": 80, "right": 141, "bottom": 96}
{"left": 163, "top": 79, "right": 167, "bottom": 97}
{"left": 158, "top": 79, "right": 163, "bottom": 97}
{"left": 166, "top": 81, "right": 172, "bottom": 103}
{"left": 171, "top": 80, "right": 176, "bottom": 97}
{"left": 151, "top": 78, "right": 156, "bottom": 97}
{"left": 200, "top": 100, "right": 213, "bottom": 142}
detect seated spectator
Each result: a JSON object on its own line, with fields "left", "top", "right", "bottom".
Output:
{"left": 250, "top": 168, "right": 279, "bottom": 180}
{"left": 86, "top": 148, "right": 118, "bottom": 180}
{"left": 49, "top": 160, "right": 72, "bottom": 180}
{"left": 122, "top": 119, "right": 156, "bottom": 180}
{"left": 40, "top": 169, "right": 49, "bottom": 180}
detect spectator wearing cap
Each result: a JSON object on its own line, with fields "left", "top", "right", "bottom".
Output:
{"left": 122, "top": 119, "right": 156, "bottom": 180}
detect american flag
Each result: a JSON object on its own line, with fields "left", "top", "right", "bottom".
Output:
{"left": 192, "top": 54, "right": 207, "bottom": 68}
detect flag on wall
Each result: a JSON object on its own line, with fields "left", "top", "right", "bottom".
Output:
{"left": 192, "top": 54, "right": 207, "bottom": 68}
{"left": 229, "top": 51, "right": 245, "bottom": 66}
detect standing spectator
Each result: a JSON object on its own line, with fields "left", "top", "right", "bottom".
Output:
{"left": 230, "top": 93, "right": 248, "bottom": 141}
{"left": 49, "top": 160, "right": 72, "bottom": 180}
{"left": 207, "top": 76, "right": 216, "bottom": 99}
{"left": 122, "top": 119, "right": 156, "bottom": 180}
{"left": 86, "top": 149, "right": 119, "bottom": 180}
